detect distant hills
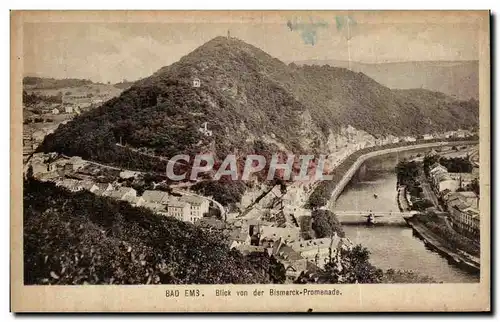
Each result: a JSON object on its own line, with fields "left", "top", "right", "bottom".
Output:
{"left": 291, "top": 60, "right": 479, "bottom": 100}
{"left": 39, "top": 37, "right": 479, "bottom": 172}
{"left": 23, "top": 76, "right": 136, "bottom": 91}
{"left": 23, "top": 76, "right": 94, "bottom": 90}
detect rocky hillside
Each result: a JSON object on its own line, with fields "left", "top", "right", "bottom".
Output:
{"left": 38, "top": 37, "right": 479, "bottom": 172}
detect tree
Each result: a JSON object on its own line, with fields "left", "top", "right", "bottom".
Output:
{"left": 311, "top": 209, "right": 345, "bottom": 238}
{"left": 26, "top": 165, "right": 34, "bottom": 181}
{"left": 470, "top": 178, "right": 480, "bottom": 195}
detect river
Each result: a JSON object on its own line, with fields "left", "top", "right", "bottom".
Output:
{"left": 333, "top": 155, "right": 479, "bottom": 283}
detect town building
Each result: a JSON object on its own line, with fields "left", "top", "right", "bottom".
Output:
{"left": 287, "top": 233, "right": 351, "bottom": 269}
{"left": 166, "top": 201, "right": 191, "bottom": 222}
{"left": 79, "top": 181, "right": 100, "bottom": 193}
{"left": 448, "top": 173, "right": 477, "bottom": 190}
{"left": 258, "top": 226, "right": 300, "bottom": 244}
{"left": 119, "top": 170, "right": 140, "bottom": 180}
{"left": 56, "top": 179, "right": 84, "bottom": 192}
{"left": 198, "top": 122, "right": 213, "bottom": 137}
{"left": 179, "top": 195, "right": 210, "bottom": 221}
{"left": 276, "top": 243, "right": 308, "bottom": 282}
{"left": 449, "top": 201, "right": 480, "bottom": 239}
{"left": 142, "top": 190, "right": 170, "bottom": 204}
{"left": 93, "top": 183, "right": 113, "bottom": 196}
{"left": 103, "top": 186, "right": 137, "bottom": 201}
{"left": 123, "top": 194, "right": 145, "bottom": 207}
{"left": 228, "top": 228, "right": 251, "bottom": 248}
{"left": 438, "top": 179, "right": 460, "bottom": 194}
{"left": 143, "top": 202, "right": 167, "bottom": 214}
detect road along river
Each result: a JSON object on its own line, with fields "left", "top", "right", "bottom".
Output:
{"left": 333, "top": 151, "right": 479, "bottom": 283}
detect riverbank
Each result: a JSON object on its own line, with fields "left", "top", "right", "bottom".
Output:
{"left": 406, "top": 217, "right": 480, "bottom": 273}
{"left": 396, "top": 185, "right": 411, "bottom": 212}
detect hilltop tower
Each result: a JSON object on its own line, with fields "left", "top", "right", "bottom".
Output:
{"left": 227, "top": 30, "right": 230, "bottom": 39}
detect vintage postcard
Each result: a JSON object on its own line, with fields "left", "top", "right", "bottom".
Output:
{"left": 11, "top": 10, "right": 490, "bottom": 312}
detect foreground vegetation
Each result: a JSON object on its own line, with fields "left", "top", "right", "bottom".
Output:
{"left": 295, "top": 245, "right": 436, "bottom": 284}
{"left": 24, "top": 179, "right": 275, "bottom": 284}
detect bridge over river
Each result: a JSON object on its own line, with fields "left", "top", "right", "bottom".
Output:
{"left": 334, "top": 210, "right": 417, "bottom": 225}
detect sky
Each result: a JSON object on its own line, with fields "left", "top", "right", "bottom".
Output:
{"left": 22, "top": 12, "right": 481, "bottom": 83}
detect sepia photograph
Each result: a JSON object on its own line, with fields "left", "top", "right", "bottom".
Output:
{"left": 10, "top": 10, "right": 490, "bottom": 312}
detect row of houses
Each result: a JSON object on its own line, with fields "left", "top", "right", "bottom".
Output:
{"left": 444, "top": 191, "right": 480, "bottom": 239}
{"left": 53, "top": 177, "right": 210, "bottom": 224}
{"left": 428, "top": 162, "right": 480, "bottom": 239}
{"left": 429, "top": 163, "right": 476, "bottom": 195}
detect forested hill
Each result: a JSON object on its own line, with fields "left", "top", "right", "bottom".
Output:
{"left": 292, "top": 60, "right": 479, "bottom": 101}
{"left": 24, "top": 179, "right": 278, "bottom": 284}
{"left": 38, "top": 36, "right": 479, "bottom": 171}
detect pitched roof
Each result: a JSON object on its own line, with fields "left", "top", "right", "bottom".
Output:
{"left": 80, "top": 181, "right": 97, "bottom": 191}
{"left": 234, "top": 244, "right": 265, "bottom": 256}
{"left": 167, "top": 200, "right": 190, "bottom": 209}
{"left": 229, "top": 229, "right": 248, "bottom": 242}
{"left": 277, "top": 244, "right": 303, "bottom": 261}
{"left": 142, "top": 190, "right": 169, "bottom": 203}
{"left": 143, "top": 202, "right": 166, "bottom": 212}
{"left": 106, "top": 187, "right": 135, "bottom": 199}
{"left": 457, "top": 191, "right": 478, "bottom": 198}
{"left": 57, "top": 179, "right": 82, "bottom": 191}
{"left": 179, "top": 195, "right": 206, "bottom": 206}
{"left": 288, "top": 236, "right": 341, "bottom": 253}
{"left": 195, "top": 217, "right": 226, "bottom": 230}
{"left": 123, "top": 194, "right": 142, "bottom": 205}
{"left": 260, "top": 226, "right": 300, "bottom": 243}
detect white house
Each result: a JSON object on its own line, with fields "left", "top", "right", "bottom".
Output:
{"left": 52, "top": 108, "right": 60, "bottom": 115}
{"left": 198, "top": 122, "right": 213, "bottom": 137}
{"left": 192, "top": 77, "right": 201, "bottom": 88}
{"left": 104, "top": 187, "right": 137, "bottom": 201}
{"left": 166, "top": 201, "right": 191, "bottom": 222}
{"left": 180, "top": 195, "right": 210, "bottom": 222}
